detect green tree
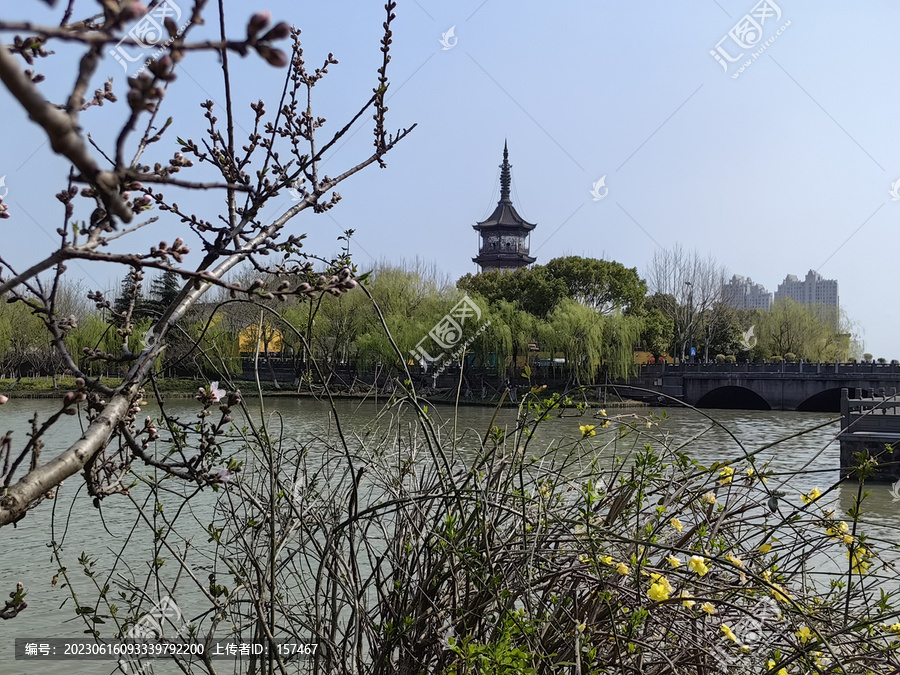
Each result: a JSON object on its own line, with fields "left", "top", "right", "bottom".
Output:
{"left": 457, "top": 266, "right": 567, "bottom": 319}
{"left": 544, "top": 255, "right": 646, "bottom": 314}
{"left": 638, "top": 306, "right": 674, "bottom": 358}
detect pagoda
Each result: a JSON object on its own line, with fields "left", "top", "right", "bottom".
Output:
{"left": 472, "top": 142, "right": 536, "bottom": 272}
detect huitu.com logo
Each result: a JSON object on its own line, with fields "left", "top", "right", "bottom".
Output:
{"left": 439, "top": 26, "right": 458, "bottom": 50}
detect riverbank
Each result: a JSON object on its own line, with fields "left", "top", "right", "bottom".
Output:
{"left": 0, "top": 376, "right": 647, "bottom": 408}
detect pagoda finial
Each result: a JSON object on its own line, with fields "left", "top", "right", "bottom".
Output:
{"left": 499, "top": 140, "right": 511, "bottom": 203}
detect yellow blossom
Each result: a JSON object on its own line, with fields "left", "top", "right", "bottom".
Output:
{"left": 680, "top": 592, "right": 696, "bottom": 608}
{"left": 615, "top": 562, "right": 630, "bottom": 576}
{"left": 599, "top": 419, "right": 611, "bottom": 428}
{"left": 721, "top": 624, "right": 738, "bottom": 643}
{"left": 847, "top": 547, "right": 870, "bottom": 574}
{"left": 796, "top": 625, "right": 812, "bottom": 643}
{"left": 599, "top": 555, "right": 613, "bottom": 565}
{"left": 648, "top": 581, "right": 671, "bottom": 602}
{"left": 841, "top": 534, "right": 855, "bottom": 546}
{"left": 726, "top": 553, "right": 745, "bottom": 569}
{"left": 578, "top": 554, "right": 590, "bottom": 563}
{"left": 801, "top": 487, "right": 821, "bottom": 505}
{"left": 688, "top": 555, "right": 710, "bottom": 576}
{"left": 770, "top": 583, "right": 791, "bottom": 603}
{"left": 702, "top": 492, "right": 717, "bottom": 505}
{"left": 767, "top": 659, "right": 788, "bottom": 675}
{"left": 666, "top": 555, "right": 682, "bottom": 568}
{"left": 670, "top": 517, "right": 684, "bottom": 533}
{"left": 700, "top": 601, "right": 717, "bottom": 616}
{"left": 576, "top": 622, "right": 586, "bottom": 633}
{"left": 826, "top": 520, "right": 848, "bottom": 539}
{"left": 579, "top": 424, "right": 596, "bottom": 437}
{"left": 889, "top": 623, "right": 900, "bottom": 633}
{"left": 759, "top": 543, "right": 772, "bottom": 554}
{"left": 746, "top": 467, "right": 755, "bottom": 478}
{"left": 719, "top": 466, "right": 734, "bottom": 485}
{"left": 599, "top": 409, "right": 607, "bottom": 416}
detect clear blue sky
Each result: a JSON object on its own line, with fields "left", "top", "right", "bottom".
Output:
{"left": 2, "top": 1, "right": 899, "bottom": 357}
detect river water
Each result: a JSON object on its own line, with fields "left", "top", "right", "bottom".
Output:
{"left": 1, "top": 397, "right": 897, "bottom": 675}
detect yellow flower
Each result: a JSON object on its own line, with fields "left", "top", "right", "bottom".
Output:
{"left": 599, "top": 419, "right": 611, "bottom": 428}
{"left": 724, "top": 553, "right": 744, "bottom": 570}
{"left": 578, "top": 554, "right": 590, "bottom": 563}
{"left": 599, "top": 555, "right": 613, "bottom": 565}
{"left": 767, "top": 660, "right": 788, "bottom": 675}
{"left": 771, "top": 583, "right": 791, "bottom": 603}
{"left": 796, "top": 625, "right": 812, "bottom": 643}
{"left": 801, "top": 487, "right": 821, "bottom": 505}
{"left": 889, "top": 623, "right": 900, "bottom": 633}
{"left": 719, "top": 466, "right": 734, "bottom": 485}
{"left": 688, "top": 555, "right": 710, "bottom": 576}
{"left": 759, "top": 543, "right": 772, "bottom": 554}
{"left": 648, "top": 581, "right": 671, "bottom": 602}
{"left": 826, "top": 520, "right": 848, "bottom": 539}
{"left": 841, "top": 534, "right": 855, "bottom": 546}
{"left": 847, "top": 547, "right": 870, "bottom": 574}
{"left": 721, "top": 624, "right": 738, "bottom": 643}
{"left": 670, "top": 517, "right": 684, "bottom": 533}
{"left": 599, "top": 409, "right": 607, "bottom": 416}
{"left": 746, "top": 467, "right": 755, "bottom": 478}
{"left": 702, "top": 492, "right": 717, "bottom": 505}
{"left": 666, "top": 555, "right": 682, "bottom": 568}
{"left": 579, "top": 424, "right": 596, "bottom": 437}
{"left": 700, "top": 601, "right": 717, "bottom": 616}
{"left": 576, "top": 622, "right": 586, "bottom": 633}
{"left": 680, "top": 592, "right": 696, "bottom": 609}
{"left": 615, "top": 562, "right": 630, "bottom": 576}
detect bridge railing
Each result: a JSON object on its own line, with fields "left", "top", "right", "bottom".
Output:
{"left": 840, "top": 387, "right": 900, "bottom": 435}
{"left": 641, "top": 362, "right": 900, "bottom": 376}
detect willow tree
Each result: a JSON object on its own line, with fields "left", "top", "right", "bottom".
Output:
{"left": 0, "top": 2, "right": 412, "bottom": 527}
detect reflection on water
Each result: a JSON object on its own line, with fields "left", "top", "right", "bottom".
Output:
{"left": 1, "top": 397, "right": 898, "bottom": 674}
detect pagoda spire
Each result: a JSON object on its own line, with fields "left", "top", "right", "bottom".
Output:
{"left": 499, "top": 140, "right": 511, "bottom": 204}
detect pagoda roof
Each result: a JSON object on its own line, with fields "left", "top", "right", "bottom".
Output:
{"left": 473, "top": 141, "right": 536, "bottom": 233}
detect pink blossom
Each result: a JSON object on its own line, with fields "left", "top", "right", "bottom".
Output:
{"left": 210, "top": 467, "right": 231, "bottom": 483}
{"left": 209, "top": 381, "right": 226, "bottom": 402}
{"left": 0, "top": 395, "right": 8, "bottom": 405}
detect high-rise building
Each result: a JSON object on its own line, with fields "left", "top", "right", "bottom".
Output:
{"left": 774, "top": 270, "right": 839, "bottom": 311}
{"left": 472, "top": 142, "right": 536, "bottom": 272}
{"left": 723, "top": 275, "right": 773, "bottom": 311}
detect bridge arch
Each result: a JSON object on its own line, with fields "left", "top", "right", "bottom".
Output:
{"left": 796, "top": 387, "right": 842, "bottom": 413}
{"left": 695, "top": 386, "right": 771, "bottom": 410}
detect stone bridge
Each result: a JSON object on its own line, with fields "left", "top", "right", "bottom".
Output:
{"left": 619, "top": 362, "right": 900, "bottom": 412}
